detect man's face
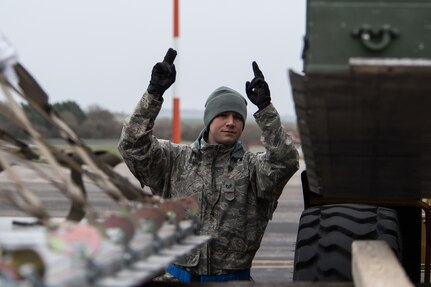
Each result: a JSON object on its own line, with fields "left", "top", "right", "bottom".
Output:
{"left": 207, "top": 111, "right": 244, "bottom": 146}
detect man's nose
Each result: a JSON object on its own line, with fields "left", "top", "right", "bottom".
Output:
{"left": 225, "top": 115, "right": 235, "bottom": 125}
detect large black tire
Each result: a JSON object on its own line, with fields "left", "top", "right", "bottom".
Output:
{"left": 293, "top": 204, "right": 402, "bottom": 282}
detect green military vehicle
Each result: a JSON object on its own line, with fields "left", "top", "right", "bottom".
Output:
{"left": 290, "top": 0, "right": 431, "bottom": 283}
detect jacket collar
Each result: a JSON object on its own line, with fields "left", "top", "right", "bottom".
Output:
{"left": 191, "top": 128, "right": 245, "bottom": 160}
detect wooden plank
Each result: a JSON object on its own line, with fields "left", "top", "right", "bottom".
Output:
{"left": 352, "top": 240, "right": 414, "bottom": 287}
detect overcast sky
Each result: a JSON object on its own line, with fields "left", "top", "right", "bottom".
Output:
{"left": 0, "top": 0, "right": 306, "bottom": 119}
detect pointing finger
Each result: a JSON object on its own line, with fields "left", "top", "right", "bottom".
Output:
{"left": 163, "top": 48, "right": 177, "bottom": 65}
{"left": 252, "top": 61, "right": 264, "bottom": 78}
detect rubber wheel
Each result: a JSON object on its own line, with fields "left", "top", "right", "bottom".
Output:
{"left": 293, "top": 204, "right": 402, "bottom": 281}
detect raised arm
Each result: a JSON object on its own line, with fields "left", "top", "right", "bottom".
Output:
{"left": 118, "top": 48, "right": 177, "bottom": 194}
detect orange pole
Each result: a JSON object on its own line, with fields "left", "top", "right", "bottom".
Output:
{"left": 173, "top": 0, "right": 180, "bottom": 38}
{"left": 172, "top": 0, "right": 181, "bottom": 143}
{"left": 172, "top": 97, "right": 181, "bottom": 143}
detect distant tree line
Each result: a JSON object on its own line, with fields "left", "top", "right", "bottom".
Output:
{"left": 0, "top": 100, "right": 297, "bottom": 147}
{"left": 0, "top": 100, "right": 122, "bottom": 139}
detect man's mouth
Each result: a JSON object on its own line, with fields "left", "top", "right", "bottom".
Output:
{"left": 222, "top": 130, "right": 236, "bottom": 135}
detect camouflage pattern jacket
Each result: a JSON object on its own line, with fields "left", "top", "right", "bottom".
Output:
{"left": 118, "top": 92, "right": 299, "bottom": 275}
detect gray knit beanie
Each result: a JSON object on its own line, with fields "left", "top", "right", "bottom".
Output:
{"left": 204, "top": 86, "right": 247, "bottom": 129}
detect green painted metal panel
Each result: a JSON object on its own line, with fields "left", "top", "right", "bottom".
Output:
{"left": 304, "top": 0, "right": 431, "bottom": 72}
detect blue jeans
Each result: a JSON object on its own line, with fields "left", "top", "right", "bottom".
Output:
{"left": 166, "top": 264, "right": 251, "bottom": 282}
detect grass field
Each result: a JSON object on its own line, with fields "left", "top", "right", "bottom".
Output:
{"left": 50, "top": 139, "right": 122, "bottom": 158}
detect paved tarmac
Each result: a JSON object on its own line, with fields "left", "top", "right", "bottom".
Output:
{"left": 251, "top": 160, "right": 305, "bottom": 283}
{"left": 0, "top": 159, "right": 306, "bottom": 283}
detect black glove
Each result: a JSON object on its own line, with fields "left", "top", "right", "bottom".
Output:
{"left": 245, "top": 61, "right": 271, "bottom": 110}
{"left": 147, "top": 48, "right": 177, "bottom": 97}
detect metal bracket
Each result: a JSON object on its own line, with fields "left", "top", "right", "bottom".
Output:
{"left": 352, "top": 24, "right": 399, "bottom": 51}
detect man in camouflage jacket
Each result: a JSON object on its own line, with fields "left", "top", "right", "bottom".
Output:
{"left": 118, "top": 49, "right": 299, "bottom": 282}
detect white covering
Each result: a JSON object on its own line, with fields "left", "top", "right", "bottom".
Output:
{"left": 0, "top": 32, "right": 17, "bottom": 71}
